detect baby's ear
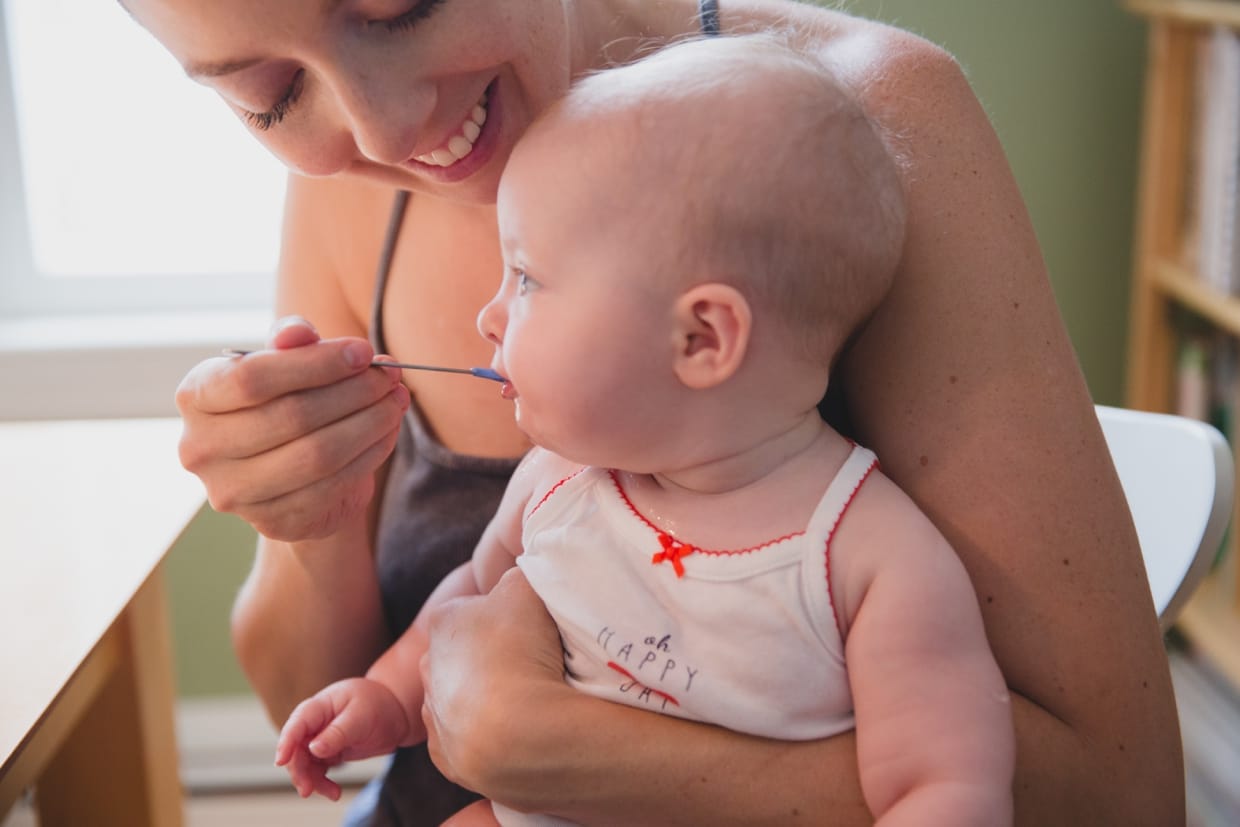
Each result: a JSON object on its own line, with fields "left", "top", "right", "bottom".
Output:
{"left": 672, "top": 283, "right": 752, "bottom": 389}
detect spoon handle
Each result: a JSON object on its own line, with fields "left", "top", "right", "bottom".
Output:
{"left": 223, "top": 349, "right": 506, "bottom": 383}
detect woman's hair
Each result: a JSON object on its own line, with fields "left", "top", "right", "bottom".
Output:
{"left": 563, "top": 32, "right": 908, "bottom": 366}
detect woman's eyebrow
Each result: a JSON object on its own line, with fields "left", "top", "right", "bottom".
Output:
{"left": 185, "top": 57, "right": 263, "bottom": 80}
{"left": 184, "top": 0, "right": 348, "bottom": 79}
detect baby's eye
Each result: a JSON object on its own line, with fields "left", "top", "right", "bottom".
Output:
{"left": 516, "top": 270, "right": 534, "bottom": 296}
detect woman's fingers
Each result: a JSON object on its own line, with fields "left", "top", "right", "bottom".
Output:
{"left": 174, "top": 333, "right": 409, "bottom": 540}
{"left": 216, "top": 407, "right": 405, "bottom": 540}
{"left": 267, "top": 315, "right": 321, "bottom": 350}
{"left": 178, "top": 337, "right": 389, "bottom": 416}
{"left": 180, "top": 365, "right": 404, "bottom": 468}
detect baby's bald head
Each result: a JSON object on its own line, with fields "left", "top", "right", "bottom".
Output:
{"left": 509, "top": 33, "right": 907, "bottom": 365}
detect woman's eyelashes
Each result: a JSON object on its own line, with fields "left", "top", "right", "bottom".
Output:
{"left": 240, "top": 0, "right": 447, "bottom": 131}
{"left": 243, "top": 70, "right": 305, "bottom": 131}
{"left": 375, "top": 0, "right": 448, "bottom": 33}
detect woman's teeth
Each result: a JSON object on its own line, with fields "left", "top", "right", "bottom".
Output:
{"left": 416, "top": 94, "right": 488, "bottom": 167}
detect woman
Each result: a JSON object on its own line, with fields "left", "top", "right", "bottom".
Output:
{"left": 139, "top": 0, "right": 1181, "bottom": 823}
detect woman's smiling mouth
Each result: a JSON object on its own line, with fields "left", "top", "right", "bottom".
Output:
{"left": 413, "top": 90, "right": 489, "bottom": 167}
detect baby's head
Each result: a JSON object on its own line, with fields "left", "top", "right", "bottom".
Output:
{"left": 519, "top": 33, "right": 903, "bottom": 362}
{"left": 480, "top": 33, "right": 906, "bottom": 466}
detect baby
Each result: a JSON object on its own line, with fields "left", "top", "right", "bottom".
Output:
{"left": 277, "top": 33, "right": 1015, "bottom": 827}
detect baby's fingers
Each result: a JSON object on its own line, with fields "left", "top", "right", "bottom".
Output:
{"left": 310, "top": 772, "right": 343, "bottom": 802}
{"left": 276, "top": 699, "right": 333, "bottom": 766}
{"left": 307, "top": 701, "right": 372, "bottom": 760}
{"left": 285, "top": 748, "right": 323, "bottom": 798}
{"left": 284, "top": 747, "right": 342, "bottom": 801}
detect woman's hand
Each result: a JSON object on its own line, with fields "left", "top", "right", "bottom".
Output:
{"left": 420, "top": 568, "right": 567, "bottom": 793}
{"left": 175, "top": 316, "right": 409, "bottom": 541}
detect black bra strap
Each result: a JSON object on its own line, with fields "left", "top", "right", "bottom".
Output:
{"left": 699, "top": 0, "right": 721, "bottom": 36}
{"left": 370, "top": 189, "right": 412, "bottom": 353}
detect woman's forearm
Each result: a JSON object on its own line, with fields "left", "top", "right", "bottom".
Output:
{"left": 462, "top": 680, "right": 1175, "bottom": 826}
{"left": 467, "top": 682, "right": 870, "bottom": 826}
{"left": 232, "top": 526, "right": 389, "bottom": 726}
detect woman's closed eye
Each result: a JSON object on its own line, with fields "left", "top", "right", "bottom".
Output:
{"left": 243, "top": 70, "right": 305, "bottom": 131}
{"left": 240, "top": 0, "right": 448, "bottom": 131}
{"left": 374, "top": 0, "right": 448, "bottom": 34}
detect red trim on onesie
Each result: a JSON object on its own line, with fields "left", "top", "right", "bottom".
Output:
{"left": 823, "top": 458, "right": 879, "bottom": 639}
{"left": 606, "top": 470, "right": 806, "bottom": 578}
{"left": 528, "top": 467, "right": 588, "bottom": 519}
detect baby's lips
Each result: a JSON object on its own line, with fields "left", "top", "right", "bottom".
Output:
{"left": 500, "top": 381, "right": 517, "bottom": 400}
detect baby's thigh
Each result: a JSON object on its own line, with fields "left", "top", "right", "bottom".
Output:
{"left": 442, "top": 799, "right": 501, "bottom": 827}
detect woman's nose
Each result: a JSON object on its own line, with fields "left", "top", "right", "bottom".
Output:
{"left": 333, "top": 69, "right": 434, "bottom": 165}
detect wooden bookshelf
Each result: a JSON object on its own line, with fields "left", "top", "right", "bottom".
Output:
{"left": 1126, "top": 0, "right": 1240, "bottom": 685}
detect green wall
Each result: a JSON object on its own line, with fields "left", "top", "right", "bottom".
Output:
{"left": 167, "top": 505, "right": 255, "bottom": 696}
{"left": 166, "top": 0, "right": 1150, "bottom": 698}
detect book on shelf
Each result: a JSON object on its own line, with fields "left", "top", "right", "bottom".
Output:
{"left": 1174, "top": 330, "right": 1237, "bottom": 577}
{"left": 1186, "top": 26, "right": 1240, "bottom": 296}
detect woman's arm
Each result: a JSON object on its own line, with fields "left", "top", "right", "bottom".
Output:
{"left": 832, "top": 27, "right": 1182, "bottom": 825}
{"left": 220, "top": 174, "right": 411, "bottom": 723}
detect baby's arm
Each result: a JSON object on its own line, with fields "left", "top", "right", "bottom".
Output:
{"left": 837, "top": 473, "right": 1015, "bottom": 825}
{"left": 275, "top": 450, "right": 550, "bottom": 799}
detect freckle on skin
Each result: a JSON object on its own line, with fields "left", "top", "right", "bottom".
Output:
{"left": 920, "top": 455, "right": 929, "bottom": 467}
{"left": 986, "top": 595, "right": 994, "bottom": 604}
{"left": 1063, "top": 558, "right": 1070, "bottom": 566}
{"left": 949, "top": 375, "right": 958, "bottom": 384}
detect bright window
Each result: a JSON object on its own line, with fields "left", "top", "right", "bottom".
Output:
{"left": 1, "top": 0, "right": 284, "bottom": 316}
{"left": 0, "top": 0, "right": 287, "bottom": 419}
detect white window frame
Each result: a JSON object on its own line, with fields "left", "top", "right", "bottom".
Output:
{"left": 0, "top": 5, "right": 276, "bottom": 421}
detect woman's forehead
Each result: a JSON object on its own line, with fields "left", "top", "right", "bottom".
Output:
{"left": 122, "top": 0, "right": 315, "bottom": 62}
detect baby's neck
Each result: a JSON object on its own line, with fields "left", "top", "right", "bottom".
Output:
{"left": 646, "top": 412, "right": 835, "bottom": 496}
{"left": 612, "top": 414, "right": 852, "bottom": 550}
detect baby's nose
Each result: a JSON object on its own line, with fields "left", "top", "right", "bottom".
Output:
{"left": 476, "top": 297, "right": 505, "bottom": 345}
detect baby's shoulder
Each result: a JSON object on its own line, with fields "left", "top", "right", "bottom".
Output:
{"left": 828, "top": 465, "right": 957, "bottom": 591}
{"left": 512, "top": 448, "right": 590, "bottom": 511}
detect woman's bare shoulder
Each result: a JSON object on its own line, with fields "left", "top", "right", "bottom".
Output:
{"left": 724, "top": 1, "right": 959, "bottom": 86}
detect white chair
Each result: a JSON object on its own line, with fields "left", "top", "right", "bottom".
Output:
{"left": 1097, "top": 405, "right": 1234, "bottom": 630}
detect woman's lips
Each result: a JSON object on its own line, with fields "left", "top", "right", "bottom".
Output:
{"left": 404, "top": 79, "right": 501, "bottom": 183}
{"left": 413, "top": 91, "right": 488, "bottom": 167}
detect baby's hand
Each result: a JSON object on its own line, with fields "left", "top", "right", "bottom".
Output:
{"left": 275, "top": 677, "right": 408, "bottom": 800}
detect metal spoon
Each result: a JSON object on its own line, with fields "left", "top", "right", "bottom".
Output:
{"left": 223, "top": 349, "right": 506, "bottom": 383}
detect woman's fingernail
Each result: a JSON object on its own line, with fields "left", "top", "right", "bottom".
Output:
{"left": 270, "top": 315, "right": 314, "bottom": 336}
{"left": 344, "top": 341, "right": 371, "bottom": 368}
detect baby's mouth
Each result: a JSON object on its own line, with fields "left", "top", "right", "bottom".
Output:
{"left": 500, "top": 380, "right": 517, "bottom": 401}
{"left": 413, "top": 90, "right": 489, "bottom": 167}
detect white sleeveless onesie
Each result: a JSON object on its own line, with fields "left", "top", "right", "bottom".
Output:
{"left": 493, "top": 446, "right": 878, "bottom": 827}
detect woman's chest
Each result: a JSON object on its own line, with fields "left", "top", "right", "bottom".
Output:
{"left": 376, "top": 197, "right": 527, "bottom": 456}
